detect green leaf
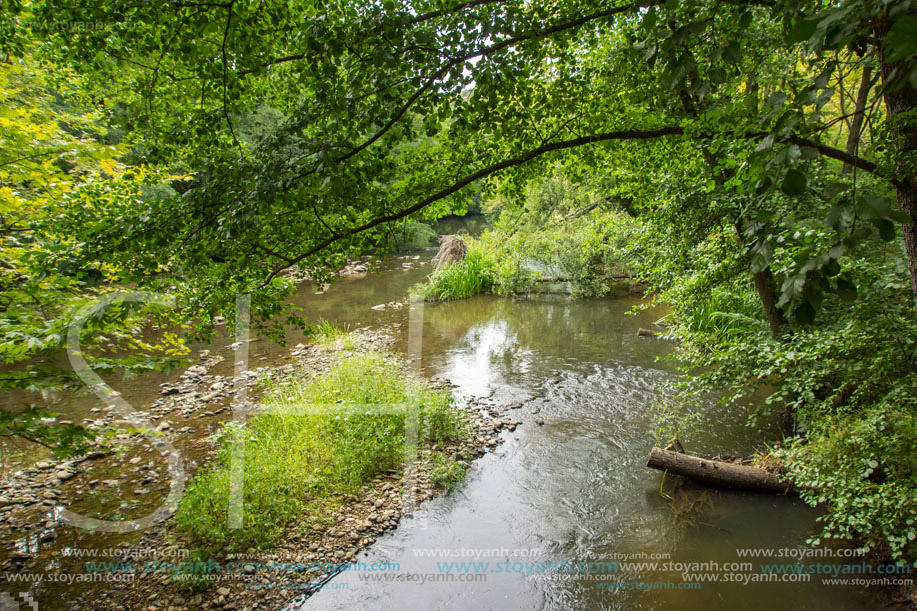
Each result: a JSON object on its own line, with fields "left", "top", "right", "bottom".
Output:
{"left": 642, "top": 7, "right": 657, "bottom": 31}
{"left": 738, "top": 10, "right": 753, "bottom": 30}
{"left": 857, "top": 194, "right": 892, "bottom": 220}
{"left": 835, "top": 276, "right": 857, "bottom": 302}
{"left": 822, "top": 259, "right": 841, "bottom": 277}
{"left": 872, "top": 218, "right": 896, "bottom": 242}
{"left": 824, "top": 204, "right": 851, "bottom": 232}
{"left": 794, "top": 300, "right": 816, "bottom": 324}
{"left": 889, "top": 209, "right": 911, "bottom": 224}
{"left": 766, "top": 91, "right": 787, "bottom": 108}
{"left": 722, "top": 41, "right": 742, "bottom": 65}
{"left": 825, "top": 182, "right": 847, "bottom": 198}
{"left": 787, "top": 18, "right": 819, "bottom": 44}
{"left": 780, "top": 169, "right": 807, "bottom": 196}
{"left": 885, "top": 16, "right": 917, "bottom": 62}
{"left": 709, "top": 66, "right": 726, "bottom": 84}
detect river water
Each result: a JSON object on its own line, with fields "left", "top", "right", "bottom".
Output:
{"left": 1, "top": 220, "right": 879, "bottom": 609}
{"left": 287, "top": 261, "right": 876, "bottom": 611}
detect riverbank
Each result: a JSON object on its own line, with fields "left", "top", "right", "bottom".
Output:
{"left": 2, "top": 240, "right": 908, "bottom": 610}
{"left": 409, "top": 205, "right": 917, "bottom": 581}
{"left": 69, "top": 327, "right": 519, "bottom": 610}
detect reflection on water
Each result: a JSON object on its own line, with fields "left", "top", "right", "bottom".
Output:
{"left": 1, "top": 228, "right": 879, "bottom": 609}
{"left": 295, "top": 291, "right": 875, "bottom": 611}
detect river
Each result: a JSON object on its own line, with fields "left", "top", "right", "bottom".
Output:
{"left": 0, "top": 218, "right": 879, "bottom": 609}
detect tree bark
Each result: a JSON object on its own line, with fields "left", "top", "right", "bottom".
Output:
{"left": 753, "top": 267, "right": 788, "bottom": 338}
{"left": 842, "top": 64, "right": 875, "bottom": 174}
{"left": 646, "top": 447, "right": 797, "bottom": 495}
{"left": 875, "top": 17, "right": 917, "bottom": 308}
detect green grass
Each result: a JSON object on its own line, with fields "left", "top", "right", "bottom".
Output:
{"left": 311, "top": 318, "right": 355, "bottom": 348}
{"left": 174, "top": 352, "right": 469, "bottom": 552}
{"left": 410, "top": 246, "right": 494, "bottom": 301}
{"left": 429, "top": 453, "right": 466, "bottom": 492}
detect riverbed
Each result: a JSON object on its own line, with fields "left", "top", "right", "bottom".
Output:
{"left": 1, "top": 224, "right": 881, "bottom": 610}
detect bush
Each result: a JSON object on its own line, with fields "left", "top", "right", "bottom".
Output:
{"left": 395, "top": 220, "right": 438, "bottom": 250}
{"left": 409, "top": 193, "right": 640, "bottom": 301}
{"left": 410, "top": 242, "right": 496, "bottom": 301}
{"left": 781, "top": 399, "right": 917, "bottom": 563}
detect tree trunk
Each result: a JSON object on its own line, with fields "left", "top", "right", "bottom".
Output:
{"left": 681, "top": 86, "right": 788, "bottom": 337}
{"left": 842, "top": 64, "right": 875, "bottom": 174}
{"left": 753, "top": 267, "right": 788, "bottom": 338}
{"left": 875, "top": 18, "right": 917, "bottom": 308}
{"left": 646, "top": 447, "right": 797, "bottom": 495}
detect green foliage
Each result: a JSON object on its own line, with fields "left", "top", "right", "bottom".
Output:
{"left": 0, "top": 406, "right": 96, "bottom": 457}
{"left": 311, "top": 318, "right": 351, "bottom": 346}
{"left": 4, "top": 0, "right": 916, "bottom": 568}
{"left": 429, "top": 453, "right": 466, "bottom": 492}
{"left": 0, "top": 54, "right": 193, "bottom": 453}
{"left": 18, "top": 0, "right": 913, "bottom": 335}
{"left": 410, "top": 242, "right": 495, "bottom": 301}
{"left": 781, "top": 400, "right": 917, "bottom": 564}
{"left": 174, "top": 352, "right": 469, "bottom": 551}
{"left": 394, "top": 219, "right": 439, "bottom": 250}
{"left": 412, "top": 173, "right": 641, "bottom": 300}
{"left": 635, "top": 199, "right": 917, "bottom": 562}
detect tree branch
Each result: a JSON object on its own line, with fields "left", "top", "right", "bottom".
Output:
{"left": 291, "top": 3, "right": 643, "bottom": 182}
{"left": 254, "top": 125, "right": 881, "bottom": 289}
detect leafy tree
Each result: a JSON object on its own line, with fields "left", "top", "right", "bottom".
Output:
{"left": 0, "top": 53, "right": 187, "bottom": 451}
{"left": 14, "top": 0, "right": 913, "bottom": 337}
{"left": 2, "top": 0, "right": 915, "bottom": 554}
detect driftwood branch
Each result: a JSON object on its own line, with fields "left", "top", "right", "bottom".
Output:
{"left": 646, "top": 447, "right": 796, "bottom": 495}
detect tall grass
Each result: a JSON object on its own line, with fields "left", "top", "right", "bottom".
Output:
{"left": 174, "top": 352, "right": 468, "bottom": 551}
{"left": 676, "top": 286, "right": 765, "bottom": 338}
{"left": 312, "top": 318, "right": 350, "bottom": 343}
{"left": 410, "top": 246, "right": 494, "bottom": 301}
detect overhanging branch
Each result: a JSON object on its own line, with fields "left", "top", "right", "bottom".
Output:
{"left": 254, "top": 126, "right": 882, "bottom": 289}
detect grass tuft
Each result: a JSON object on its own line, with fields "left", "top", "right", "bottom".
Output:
{"left": 174, "top": 352, "right": 469, "bottom": 552}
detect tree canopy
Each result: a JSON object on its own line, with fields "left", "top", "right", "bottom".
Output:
{"left": 0, "top": 0, "right": 910, "bottom": 335}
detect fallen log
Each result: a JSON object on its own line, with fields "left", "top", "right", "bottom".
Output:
{"left": 646, "top": 447, "right": 797, "bottom": 495}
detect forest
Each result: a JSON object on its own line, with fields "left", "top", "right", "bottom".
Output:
{"left": 1, "top": 0, "right": 915, "bottom": 609}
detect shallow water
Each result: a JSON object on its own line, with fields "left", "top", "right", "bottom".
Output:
{"left": 0, "top": 222, "right": 880, "bottom": 609}
{"left": 290, "top": 289, "right": 877, "bottom": 610}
